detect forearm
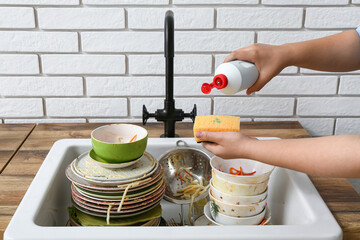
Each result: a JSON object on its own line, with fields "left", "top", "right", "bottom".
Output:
{"left": 244, "top": 135, "right": 360, "bottom": 178}
{"left": 283, "top": 30, "right": 360, "bottom": 72}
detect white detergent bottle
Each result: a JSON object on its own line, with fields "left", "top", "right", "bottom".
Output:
{"left": 201, "top": 60, "right": 259, "bottom": 95}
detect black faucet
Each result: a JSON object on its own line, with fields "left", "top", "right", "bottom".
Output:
{"left": 142, "top": 10, "right": 196, "bottom": 137}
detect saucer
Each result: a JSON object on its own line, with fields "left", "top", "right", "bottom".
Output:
{"left": 89, "top": 149, "right": 141, "bottom": 169}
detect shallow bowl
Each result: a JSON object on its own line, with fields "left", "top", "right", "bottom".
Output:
{"left": 210, "top": 156, "right": 274, "bottom": 184}
{"left": 210, "top": 181, "right": 267, "bottom": 205}
{"left": 210, "top": 192, "right": 266, "bottom": 218}
{"left": 212, "top": 170, "right": 268, "bottom": 196}
{"left": 91, "top": 124, "right": 148, "bottom": 163}
{"left": 210, "top": 200, "right": 267, "bottom": 225}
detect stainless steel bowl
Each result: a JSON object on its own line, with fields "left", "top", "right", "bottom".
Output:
{"left": 158, "top": 140, "right": 212, "bottom": 204}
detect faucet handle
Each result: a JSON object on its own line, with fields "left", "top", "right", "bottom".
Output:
{"left": 185, "top": 104, "right": 197, "bottom": 123}
{"left": 142, "top": 105, "right": 150, "bottom": 125}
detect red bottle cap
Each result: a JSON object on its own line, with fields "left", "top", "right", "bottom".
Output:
{"left": 201, "top": 74, "right": 228, "bottom": 94}
{"left": 213, "top": 74, "right": 228, "bottom": 89}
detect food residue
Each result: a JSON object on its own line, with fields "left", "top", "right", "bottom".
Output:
{"left": 229, "top": 167, "right": 256, "bottom": 176}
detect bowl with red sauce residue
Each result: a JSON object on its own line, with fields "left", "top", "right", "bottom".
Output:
{"left": 210, "top": 156, "right": 275, "bottom": 184}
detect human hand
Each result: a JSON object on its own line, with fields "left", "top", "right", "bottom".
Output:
{"left": 224, "top": 43, "right": 290, "bottom": 95}
{"left": 196, "top": 131, "right": 257, "bottom": 159}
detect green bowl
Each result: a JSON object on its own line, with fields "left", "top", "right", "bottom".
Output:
{"left": 91, "top": 124, "right": 148, "bottom": 163}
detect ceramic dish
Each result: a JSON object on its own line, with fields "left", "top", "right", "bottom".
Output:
{"left": 69, "top": 203, "right": 162, "bottom": 226}
{"left": 72, "top": 180, "right": 164, "bottom": 200}
{"left": 66, "top": 164, "right": 163, "bottom": 192}
{"left": 211, "top": 156, "right": 274, "bottom": 184}
{"left": 203, "top": 202, "right": 272, "bottom": 226}
{"left": 193, "top": 215, "right": 216, "bottom": 226}
{"left": 212, "top": 170, "right": 268, "bottom": 196}
{"left": 203, "top": 201, "right": 221, "bottom": 226}
{"left": 73, "top": 151, "right": 156, "bottom": 181}
{"left": 72, "top": 191, "right": 164, "bottom": 215}
{"left": 210, "top": 181, "right": 268, "bottom": 205}
{"left": 210, "top": 192, "right": 266, "bottom": 217}
{"left": 89, "top": 149, "right": 141, "bottom": 169}
{"left": 72, "top": 200, "right": 160, "bottom": 219}
{"left": 74, "top": 169, "right": 164, "bottom": 194}
{"left": 72, "top": 187, "right": 165, "bottom": 211}
{"left": 210, "top": 200, "right": 266, "bottom": 225}
{"left": 66, "top": 161, "right": 160, "bottom": 188}
{"left": 71, "top": 181, "right": 165, "bottom": 205}
{"left": 91, "top": 124, "right": 148, "bottom": 163}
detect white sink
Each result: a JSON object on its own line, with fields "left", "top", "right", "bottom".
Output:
{"left": 4, "top": 138, "right": 342, "bottom": 240}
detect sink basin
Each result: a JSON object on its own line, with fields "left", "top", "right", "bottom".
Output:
{"left": 4, "top": 138, "right": 342, "bottom": 240}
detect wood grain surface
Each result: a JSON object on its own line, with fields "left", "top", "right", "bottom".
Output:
{"left": 0, "top": 124, "right": 35, "bottom": 174}
{"left": 0, "top": 122, "right": 359, "bottom": 240}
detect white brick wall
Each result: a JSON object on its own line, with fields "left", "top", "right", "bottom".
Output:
{"left": 217, "top": 8, "right": 303, "bottom": 29}
{"left": 0, "top": 99, "right": 43, "bottom": 117}
{"left": 128, "top": 8, "right": 214, "bottom": 29}
{"left": 0, "top": 3, "right": 359, "bottom": 137}
{"left": 129, "top": 55, "right": 212, "bottom": 75}
{"left": 305, "top": 8, "right": 360, "bottom": 29}
{"left": 263, "top": 0, "right": 348, "bottom": 5}
{"left": 42, "top": 55, "right": 125, "bottom": 74}
{"left": 0, "top": 77, "right": 83, "bottom": 96}
{"left": 214, "top": 97, "right": 294, "bottom": 116}
{"left": 0, "top": 55, "right": 39, "bottom": 74}
{"left": 46, "top": 98, "right": 127, "bottom": 117}
{"left": 38, "top": 8, "right": 125, "bottom": 29}
{"left": 0, "top": 8, "right": 35, "bottom": 28}
{"left": 0, "top": 32, "right": 78, "bottom": 52}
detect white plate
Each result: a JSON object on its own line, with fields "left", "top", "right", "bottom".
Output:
{"left": 73, "top": 151, "right": 156, "bottom": 181}
{"left": 193, "top": 215, "right": 216, "bottom": 226}
{"left": 71, "top": 160, "right": 159, "bottom": 186}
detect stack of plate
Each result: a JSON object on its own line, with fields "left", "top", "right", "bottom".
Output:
{"left": 65, "top": 151, "right": 165, "bottom": 226}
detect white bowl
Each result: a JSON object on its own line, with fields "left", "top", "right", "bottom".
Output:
{"left": 210, "top": 200, "right": 267, "bottom": 225}
{"left": 210, "top": 181, "right": 267, "bottom": 205}
{"left": 212, "top": 170, "right": 268, "bottom": 196}
{"left": 210, "top": 192, "right": 266, "bottom": 217}
{"left": 210, "top": 156, "right": 275, "bottom": 184}
{"left": 204, "top": 202, "right": 272, "bottom": 226}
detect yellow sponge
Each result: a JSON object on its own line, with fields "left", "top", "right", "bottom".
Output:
{"left": 193, "top": 115, "right": 240, "bottom": 142}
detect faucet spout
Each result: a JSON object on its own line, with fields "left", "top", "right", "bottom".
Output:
{"left": 165, "top": 10, "right": 174, "bottom": 102}
{"left": 142, "top": 10, "right": 197, "bottom": 137}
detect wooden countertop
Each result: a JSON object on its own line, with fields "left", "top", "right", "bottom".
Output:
{"left": 0, "top": 122, "right": 359, "bottom": 239}
{"left": 0, "top": 124, "right": 35, "bottom": 174}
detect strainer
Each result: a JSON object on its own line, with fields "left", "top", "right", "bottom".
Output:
{"left": 158, "top": 140, "right": 211, "bottom": 205}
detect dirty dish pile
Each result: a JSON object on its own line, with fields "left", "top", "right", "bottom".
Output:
{"left": 65, "top": 124, "right": 164, "bottom": 226}
{"left": 206, "top": 156, "right": 274, "bottom": 225}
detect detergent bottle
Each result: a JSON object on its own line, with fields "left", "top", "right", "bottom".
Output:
{"left": 201, "top": 60, "right": 259, "bottom": 95}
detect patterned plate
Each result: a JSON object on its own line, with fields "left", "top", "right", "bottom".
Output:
{"left": 73, "top": 151, "right": 156, "bottom": 181}
{"left": 71, "top": 180, "right": 166, "bottom": 206}
{"left": 72, "top": 190, "right": 164, "bottom": 214}
{"left": 69, "top": 166, "right": 163, "bottom": 194}
{"left": 66, "top": 162, "right": 160, "bottom": 189}
{"left": 72, "top": 180, "right": 164, "bottom": 200}
{"left": 72, "top": 199, "right": 161, "bottom": 218}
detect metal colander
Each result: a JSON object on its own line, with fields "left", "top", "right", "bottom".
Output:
{"left": 158, "top": 140, "right": 212, "bottom": 205}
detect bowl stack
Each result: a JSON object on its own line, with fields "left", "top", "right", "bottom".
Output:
{"left": 207, "top": 156, "right": 274, "bottom": 225}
